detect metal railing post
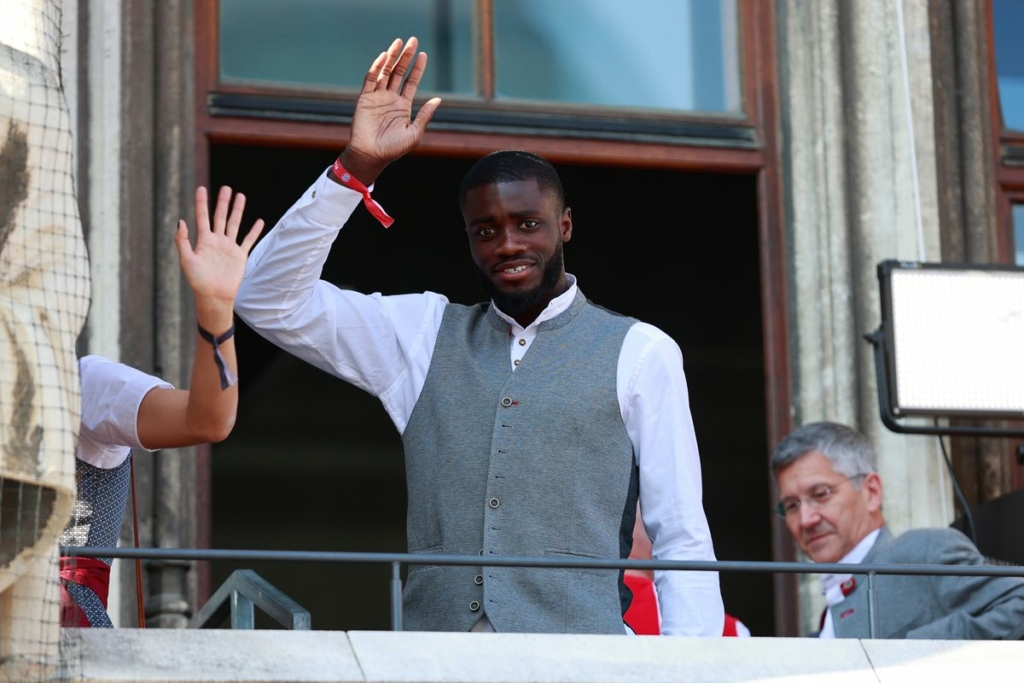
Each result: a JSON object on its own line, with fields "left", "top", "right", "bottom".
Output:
{"left": 391, "top": 560, "right": 404, "bottom": 631}
{"left": 230, "top": 590, "right": 255, "bottom": 629}
{"left": 867, "top": 571, "right": 879, "bottom": 638}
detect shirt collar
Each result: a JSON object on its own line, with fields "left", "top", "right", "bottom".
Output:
{"left": 819, "top": 527, "right": 881, "bottom": 605}
{"left": 493, "top": 274, "right": 578, "bottom": 333}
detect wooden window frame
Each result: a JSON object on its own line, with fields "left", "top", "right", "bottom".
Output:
{"left": 195, "top": 0, "right": 772, "bottom": 175}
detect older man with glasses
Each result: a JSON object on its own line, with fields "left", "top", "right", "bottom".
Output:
{"left": 771, "top": 421, "right": 1024, "bottom": 640}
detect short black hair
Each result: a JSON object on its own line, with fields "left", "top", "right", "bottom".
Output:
{"left": 458, "top": 150, "right": 565, "bottom": 209}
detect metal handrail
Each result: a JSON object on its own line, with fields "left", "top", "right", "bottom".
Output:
{"left": 61, "top": 545, "right": 1024, "bottom": 636}
{"left": 188, "top": 569, "right": 311, "bottom": 630}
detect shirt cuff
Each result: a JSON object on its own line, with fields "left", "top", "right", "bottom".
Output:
{"left": 303, "top": 167, "right": 371, "bottom": 226}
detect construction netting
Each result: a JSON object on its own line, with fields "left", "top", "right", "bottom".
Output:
{"left": 1, "top": 0, "right": 90, "bottom": 680}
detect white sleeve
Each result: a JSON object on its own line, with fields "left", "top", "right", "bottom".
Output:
{"left": 234, "top": 168, "right": 447, "bottom": 432}
{"left": 619, "top": 323, "right": 725, "bottom": 637}
{"left": 77, "top": 355, "right": 173, "bottom": 468}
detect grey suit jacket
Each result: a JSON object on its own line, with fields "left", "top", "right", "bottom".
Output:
{"left": 827, "top": 526, "right": 1024, "bottom": 639}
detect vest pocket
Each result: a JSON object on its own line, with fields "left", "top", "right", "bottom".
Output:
{"left": 407, "top": 544, "right": 444, "bottom": 575}
{"left": 540, "top": 550, "right": 623, "bottom": 633}
{"left": 543, "top": 548, "right": 608, "bottom": 560}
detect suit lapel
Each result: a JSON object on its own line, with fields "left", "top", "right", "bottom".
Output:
{"left": 831, "top": 526, "right": 890, "bottom": 638}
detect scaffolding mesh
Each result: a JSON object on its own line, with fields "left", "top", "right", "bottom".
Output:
{"left": 1, "top": 0, "right": 90, "bottom": 680}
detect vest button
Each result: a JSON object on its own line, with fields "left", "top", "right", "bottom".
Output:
{"left": 518, "top": 338, "right": 526, "bottom": 346}
{"left": 478, "top": 549, "right": 484, "bottom": 555}
{"left": 469, "top": 600, "right": 481, "bottom": 612}
{"left": 501, "top": 396, "right": 513, "bottom": 407}
{"left": 474, "top": 574, "right": 484, "bottom": 585}
{"left": 488, "top": 497, "right": 500, "bottom": 509}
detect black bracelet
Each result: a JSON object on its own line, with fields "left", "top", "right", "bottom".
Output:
{"left": 197, "top": 323, "right": 237, "bottom": 390}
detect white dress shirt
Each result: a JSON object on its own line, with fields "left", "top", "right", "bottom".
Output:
{"left": 235, "top": 167, "right": 725, "bottom": 636}
{"left": 818, "top": 528, "right": 881, "bottom": 638}
{"left": 77, "top": 355, "right": 172, "bottom": 468}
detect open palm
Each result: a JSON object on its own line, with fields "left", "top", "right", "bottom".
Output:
{"left": 343, "top": 37, "right": 443, "bottom": 182}
{"left": 175, "top": 186, "right": 264, "bottom": 304}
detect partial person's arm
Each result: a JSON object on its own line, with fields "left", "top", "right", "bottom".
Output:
{"left": 78, "top": 356, "right": 173, "bottom": 469}
{"left": 233, "top": 171, "right": 446, "bottom": 429}
{"left": 622, "top": 324, "right": 725, "bottom": 637}
{"left": 235, "top": 37, "right": 447, "bottom": 431}
{"left": 134, "top": 186, "right": 263, "bottom": 449}
{"left": 904, "top": 529, "right": 1024, "bottom": 640}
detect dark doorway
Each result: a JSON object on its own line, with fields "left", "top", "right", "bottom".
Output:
{"left": 208, "top": 143, "right": 773, "bottom": 634}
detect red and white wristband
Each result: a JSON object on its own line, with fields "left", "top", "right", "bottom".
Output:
{"left": 332, "top": 158, "right": 394, "bottom": 228}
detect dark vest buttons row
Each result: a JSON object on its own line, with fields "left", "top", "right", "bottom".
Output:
{"left": 488, "top": 497, "right": 500, "bottom": 509}
{"left": 469, "top": 600, "right": 481, "bottom": 612}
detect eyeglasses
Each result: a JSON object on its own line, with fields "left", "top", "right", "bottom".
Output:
{"left": 774, "top": 474, "right": 867, "bottom": 518}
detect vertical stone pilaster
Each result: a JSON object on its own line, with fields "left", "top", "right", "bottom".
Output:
{"left": 147, "top": 0, "right": 196, "bottom": 628}
{"left": 777, "top": 0, "right": 951, "bottom": 634}
{"left": 71, "top": 0, "right": 196, "bottom": 627}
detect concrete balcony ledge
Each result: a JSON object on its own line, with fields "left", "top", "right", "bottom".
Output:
{"left": 62, "top": 628, "right": 1024, "bottom": 683}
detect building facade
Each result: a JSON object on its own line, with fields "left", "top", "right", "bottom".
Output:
{"left": 60, "top": 0, "right": 1024, "bottom": 636}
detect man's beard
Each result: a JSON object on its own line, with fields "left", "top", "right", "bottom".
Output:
{"left": 476, "top": 243, "right": 564, "bottom": 319}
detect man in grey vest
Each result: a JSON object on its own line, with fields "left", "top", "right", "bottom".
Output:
{"left": 771, "top": 421, "right": 1024, "bottom": 639}
{"left": 236, "top": 36, "right": 724, "bottom": 635}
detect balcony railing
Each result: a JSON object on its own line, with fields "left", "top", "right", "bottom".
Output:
{"left": 60, "top": 546, "right": 1024, "bottom": 638}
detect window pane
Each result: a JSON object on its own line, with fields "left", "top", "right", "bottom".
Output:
{"left": 1015, "top": 204, "right": 1024, "bottom": 266}
{"left": 493, "top": 0, "right": 741, "bottom": 114}
{"left": 219, "top": 0, "right": 474, "bottom": 94}
{"left": 993, "top": 0, "right": 1024, "bottom": 131}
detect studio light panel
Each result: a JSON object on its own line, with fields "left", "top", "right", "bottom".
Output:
{"left": 886, "top": 265, "right": 1024, "bottom": 416}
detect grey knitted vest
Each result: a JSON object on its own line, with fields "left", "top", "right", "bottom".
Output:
{"left": 401, "top": 289, "right": 639, "bottom": 633}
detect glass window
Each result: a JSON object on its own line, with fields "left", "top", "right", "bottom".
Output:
{"left": 993, "top": 0, "right": 1024, "bottom": 131}
{"left": 219, "top": 0, "right": 475, "bottom": 94}
{"left": 1015, "top": 204, "right": 1024, "bottom": 266}
{"left": 217, "top": 0, "right": 742, "bottom": 117}
{"left": 492, "top": 0, "right": 740, "bottom": 113}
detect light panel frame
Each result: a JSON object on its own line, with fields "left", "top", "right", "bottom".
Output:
{"left": 867, "top": 260, "right": 1024, "bottom": 437}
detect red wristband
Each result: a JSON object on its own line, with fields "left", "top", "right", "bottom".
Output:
{"left": 332, "top": 158, "right": 394, "bottom": 228}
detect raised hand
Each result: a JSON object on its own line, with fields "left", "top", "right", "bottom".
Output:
{"left": 175, "top": 185, "right": 265, "bottom": 310}
{"left": 339, "top": 36, "right": 443, "bottom": 185}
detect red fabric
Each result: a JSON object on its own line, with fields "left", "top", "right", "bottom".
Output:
{"left": 59, "top": 556, "right": 111, "bottom": 627}
{"left": 624, "top": 573, "right": 749, "bottom": 636}
{"left": 623, "top": 573, "right": 661, "bottom": 635}
{"left": 723, "top": 613, "right": 742, "bottom": 637}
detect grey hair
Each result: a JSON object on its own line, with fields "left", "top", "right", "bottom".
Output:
{"left": 769, "top": 421, "right": 877, "bottom": 484}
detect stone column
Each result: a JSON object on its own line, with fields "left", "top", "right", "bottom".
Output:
{"left": 70, "top": 0, "right": 197, "bottom": 627}
{"left": 776, "top": 0, "right": 951, "bottom": 634}
{"left": 148, "top": 0, "right": 197, "bottom": 629}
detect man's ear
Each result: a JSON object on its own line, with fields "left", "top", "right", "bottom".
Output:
{"left": 863, "top": 472, "right": 884, "bottom": 512}
{"left": 561, "top": 206, "right": 572, "bottom": 242}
